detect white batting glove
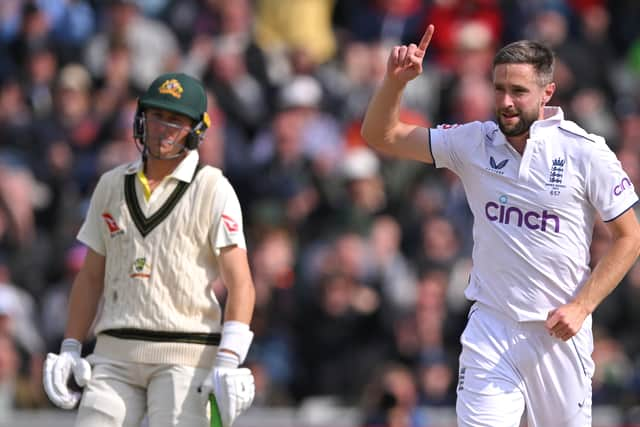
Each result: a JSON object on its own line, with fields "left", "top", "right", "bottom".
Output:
{"left": 200, "top": 352, "right": 255, "bottom": 427}
{"left": 43, "top": 338, "right": 92, "bottom": 409}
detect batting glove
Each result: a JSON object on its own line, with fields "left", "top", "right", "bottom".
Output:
{"left": 200, "top": 350, "right": 255, "bottom": 427}
{"left": 43, "top": 338, "right": 91, "bottom": 409}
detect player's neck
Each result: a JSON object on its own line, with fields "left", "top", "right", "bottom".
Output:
{"left": 506, "top": 133, "right": 528, "bottom": 155}
{"left": 144, "top": 155, "right": 184, "bottom": 181}
{"left": 506, "top": 109, "right": 545, "bottom": 155}
{"left": 507, "top": 134, "right": 529, "bottom": 155}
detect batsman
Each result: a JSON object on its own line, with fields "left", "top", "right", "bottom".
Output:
{"left": 43, "top": 72, "right": 256, "bottom": 427}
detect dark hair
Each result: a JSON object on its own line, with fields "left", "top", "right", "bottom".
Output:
{"left": 493, "top": 40, "right": 555, "bottom": 86}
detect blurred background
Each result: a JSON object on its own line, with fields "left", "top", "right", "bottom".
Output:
{"left": 0, "top": 0, "right": 640, "bottom": 426}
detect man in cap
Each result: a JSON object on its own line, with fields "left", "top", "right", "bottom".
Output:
{"left": 42, "top": 72, "right": 256, "bottom": 427}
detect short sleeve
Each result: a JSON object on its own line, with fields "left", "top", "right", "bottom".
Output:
{"left": 210, "top": 177, "right": 247, "bottom": 255}
{"left": 429, "top": 122, "right": 484, "bottom": 174}
{"left": 586, "top": 143, "right": 639, "bottom": 222}
{"left": 77, "top": 175, "right": 108, "bottom": 255}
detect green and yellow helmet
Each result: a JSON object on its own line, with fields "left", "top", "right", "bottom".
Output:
{"left": 134, "top": 72, "right": 211, "bottom": 150}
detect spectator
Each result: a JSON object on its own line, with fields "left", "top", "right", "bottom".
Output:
{"left": 369, "top": 215, "right": 418, "bottom": 312}
{"left": 254, "top": 0, "right": 337, "bottom": 74}
{"left": 40, "top": 244, "right": 88, "bottom": 353}
{"left": 293, "top": 272, "right": 390, "bottom": 403}
{"left": 0, "top": 332, "right": 19, "bottom": 424}
{"left": 361, "top": 362, "right": 426, "bottom": 427}
{"left": 336, "top": 147, "right": 388, "bottom": 235}
{"left": 84, "top": 0, "right": 179, "bottom": 91}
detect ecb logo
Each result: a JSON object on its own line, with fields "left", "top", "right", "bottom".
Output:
{"left": 546, "top": 157, "right": 566, "bottom": 196}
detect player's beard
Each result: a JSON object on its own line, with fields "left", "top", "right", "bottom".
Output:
{"left": 497, "top": 106, "right": 539, "bottom": 138}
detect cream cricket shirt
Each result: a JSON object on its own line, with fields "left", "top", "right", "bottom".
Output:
{"left": 77, "top": 151, "right": 247, "bottom": 367}
{"left": 430, "top": 107, "right": 638, "bottom": 322}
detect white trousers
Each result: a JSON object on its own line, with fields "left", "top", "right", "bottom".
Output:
{"left": 75, "top": 355, "right": 211, "bottom": 427}
{"left": 456, "top": 303, "right": 594, "bottom": 427}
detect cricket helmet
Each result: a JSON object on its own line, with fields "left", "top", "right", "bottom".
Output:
{"left": 134, "top": 72, "right": 211, "bottom": 150}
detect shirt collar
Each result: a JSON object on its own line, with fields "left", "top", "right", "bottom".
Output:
{"left": 124, "top": 150, "right": 200, "bottom": 183}
{"left": 171, "top": 150, "right": 200, "bottom": 183}
{"left": 530, "top": 106, "right": 564, "bottom": 137}
{"left": 537, "top": 106, "right": 564, "bottom": 124}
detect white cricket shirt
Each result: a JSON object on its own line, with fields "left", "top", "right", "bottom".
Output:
{"left": 430, "top": 107, "right": 638, "bottom": 321}
{"left": 76, "top": 150, "right": 247, "bottom": 366}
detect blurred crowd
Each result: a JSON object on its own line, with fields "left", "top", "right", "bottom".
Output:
{"left": 1, "top": 0, "right": 640, "bottom": 425}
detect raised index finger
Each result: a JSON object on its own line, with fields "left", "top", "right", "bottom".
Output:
{"left": 418, "top": 24, "right": 435, "bottom": 51}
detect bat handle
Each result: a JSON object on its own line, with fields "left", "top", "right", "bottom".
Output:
{"left": 210, "top": 394, "right": 223, "bottom": 427}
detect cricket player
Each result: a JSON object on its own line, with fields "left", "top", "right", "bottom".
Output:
{"left": 361, "top": 25, "right": 640, "bottom": 426}
{"left": 43, "top": 72, "right": 256, "bottom": 427}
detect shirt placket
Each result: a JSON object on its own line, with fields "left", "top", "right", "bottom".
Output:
{"left": 516, "top": 138, "right": 540, "bottom": 182}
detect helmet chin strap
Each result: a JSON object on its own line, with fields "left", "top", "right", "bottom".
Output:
{"left": 143, "top": 142, "right": 188, "bottom": 160}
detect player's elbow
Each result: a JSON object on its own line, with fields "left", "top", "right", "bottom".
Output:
{"left": 361, "top": 122, "right": 394, "bottom": 153}
{"left": 621, "top": 222, "right": 640, "bottom": 261}
{"left": 360, "top": 121, "right": 378, "bottom": 148}
{"left": 631, "top": 227, "right": 640, "bottom": 258}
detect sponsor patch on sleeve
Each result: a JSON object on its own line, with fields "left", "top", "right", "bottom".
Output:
{"left": 437, "top": 123, "right": 461, "bottom": 129}
{"left": 221, "top": 214, "right": 239, "bottom": 233}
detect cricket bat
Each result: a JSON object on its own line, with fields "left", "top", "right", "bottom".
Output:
{"left": 210, "top": 394, "right": 223, "bottom": 427}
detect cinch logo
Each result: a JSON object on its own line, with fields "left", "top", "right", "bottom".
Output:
{"left": 613, "top": 177, "right": 633, "bottom": 196}
{"left": 485, "top": 195, "right": 560, "bottom": 233}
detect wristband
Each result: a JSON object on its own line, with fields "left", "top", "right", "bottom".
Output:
{"left": 217, "top": 321, "right": 253, "bottom": 365}
{"left": 60, "top": 338, "right": 82, "bottom": 356}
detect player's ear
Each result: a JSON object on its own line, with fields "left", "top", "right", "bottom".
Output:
{"left": 542, "top": 82, "right": 556, "bottom": 105}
